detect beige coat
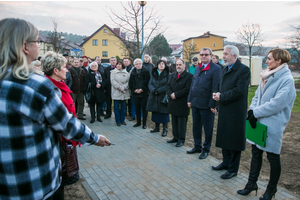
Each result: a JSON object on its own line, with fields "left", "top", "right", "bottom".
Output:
{"left": 110, "top": 68, "right": 131, "bottom": 100}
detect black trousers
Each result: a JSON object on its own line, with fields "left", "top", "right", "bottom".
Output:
{"left": 106, "top": 94, "right": 112, "bottom": 117}
{"left": 127, "top": 98, "right": 132, "bottom": 116}
{"left": 222, "top": 148, "right": 241, "bottom": 173}
{"left": 171, "top": 115, "right": 188, "bottom": 143}
{"left": 45, "top": 185, "right": 64, "bottom": 200}
{"left": 89, "top": 101, "right": 103, "bottom": 120}
{"left": 132, "top": 96, "right": 148, "bottom": 125}
{"left": 248, "top": 145, "right": 281, "bottom": 189}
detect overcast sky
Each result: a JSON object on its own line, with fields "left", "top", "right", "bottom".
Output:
{"left": 1, "top": 1, "right": 300, "bottom": 48}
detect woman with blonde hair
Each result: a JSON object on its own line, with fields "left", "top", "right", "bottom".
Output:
{"left": 29, "top": 59, "right": 44, "bottom": 75}
{"left": 0, "top": 18, "right": 110, "bottom": 200}
{"left": 237, "top": 48, "right": 296, "bottom": 200}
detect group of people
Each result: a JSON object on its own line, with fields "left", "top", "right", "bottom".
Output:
{"left": 0, "top": 18, "right": 296, "bottom": 200}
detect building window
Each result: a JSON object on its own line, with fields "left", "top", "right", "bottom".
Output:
{"left": 102, "top": 40, "right": 108, "bottom": 46}
{"left": 213, "top": 43, "right": 216, "bottom": 47}
{"left": 104, "top": 29, "right": 107, "bottom": 33}
{"left": 47, "top": 46, "right": 51, "bottom": 51}
{"left": 93, "top": 39, "right": 98, "bottom": 46}
{"left": 102, "top": 51, "right": 108, "bottom": 57}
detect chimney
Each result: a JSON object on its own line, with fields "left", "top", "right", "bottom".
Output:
{"left": 207, "top": 31, "right": 210, "bottom": 34}
{"left": 113, "top": 28, "right": 120, "bottom": 36}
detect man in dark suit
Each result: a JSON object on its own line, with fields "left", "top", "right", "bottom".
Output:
{"left": 69, "top": 58, "right": 87, "bottom": 120}
{"left": 187, "top": 48, "right": 222, "bottom": 159}
{"left": 103, "top": 57, "right": 117, "bottom": 119}
{"left": 212, "top": 45, "right": 250, "bottom": 179}
{"left": 166, "top": 59, "right": 193, "bottom": 147}
{"left": 212, "top": 55, "right": 224, "bottom": 69}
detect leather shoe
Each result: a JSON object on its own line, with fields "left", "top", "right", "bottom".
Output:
{"left": 78, "top": 117, "right": 86, "bottom": 120}
{"left": 97, "top": 117, "right": 103, "bottom": 122}
{"left": 133, "top": 123, "right": 141, "bottom": 127}
{"left": 175, "top": 142, "right": 184, "bottom": 147}
{"left": 121, "top": 122, "right": 126, "bottom": 125}
{"left": 199, "top": 152, "right": 208, "bottom": 159}
{"left": 142, "top": 125, "right": 146, "bottom": 129}
{"left": 187, "top": 147, "right": 202, "bottom": 154}
{"left": 220, "top": 171, "right": 237, "bottom": 179}
{"left": 212, "top": 163, "right": 228, "bottom": 171}
{"left": 104, "top": 116, "right": 111, "bottom": 119}
{"left": 129, "top": 117, "right": 135, "bottom": 121}
{"left": 167, "top": 138, "right": 178, "bottom": 143}
{"left": 90, "top": 119, "right": 95, "bottom": 123}
{"left": 100, "top": 113, "right": 106, "bottom": 116}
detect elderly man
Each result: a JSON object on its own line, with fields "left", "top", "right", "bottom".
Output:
{"left": 69, "top": 58, "right": 87, "bottom": 120}
{"left": 212, "top": 55, "right": 224, "bottom": 69}
{"left": 187, "top": 48, "right": 222, "bottom": 159}
{"left": 123, "top": 57, "right": 135, "bottom": 120}
{"left": 212, "top": 45, "right": 250, "bottom": 179}
{"left": 188, "top": 57, "right": 199, "bottom": 75}
{"left": 104, "top": 57, "right": 117, "bottom": 119}
{"left": 166, "top": 59, "right": 193, "bottom": 147}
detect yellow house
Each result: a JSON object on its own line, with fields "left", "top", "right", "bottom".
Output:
{"left": 80, "top": 24, "right": 127, "bottom": 60}
{"left": 182, "top": 31, "right": 226, "bottom": 62}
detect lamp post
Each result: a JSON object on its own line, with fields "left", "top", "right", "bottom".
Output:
{"left": 138, "top": 1, "right": 147, "bottom": 60}
{"left": 60, "top": 36, "right": 65, "bottom": 54}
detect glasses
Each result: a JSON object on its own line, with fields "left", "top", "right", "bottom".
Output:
{"left": 27, "top": 40, "right": 40, "bottom": 46}
{"left": 200, "top": 54, "right": 210, "bottom": 57}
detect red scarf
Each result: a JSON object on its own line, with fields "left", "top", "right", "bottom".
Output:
{"left": 46, "top": 75, "right": 81, "bottom": 147}
{"left": 83, "top": 62, "right": 88, "bottom": 68}
{"left": 199, "top": 62, "right": 211, "bottom": 71}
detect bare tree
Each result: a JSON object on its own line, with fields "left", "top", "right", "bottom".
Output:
{"left": 48, "top": 18, "right": 65, "bottom": 53}
{"left": 106, "top": 1, "right": 166, "bottom": 59}
{"left": 183, "top": 43, "right": 198, "bottom": 62}
{"left": 236, "top": 22, "right": 263, "bottom": 73}
{"left": 287, "top": 25, "right": 300, "bottom": 70}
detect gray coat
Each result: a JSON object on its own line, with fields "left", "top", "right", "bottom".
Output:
{"left": 249, "top": 65, "right": 296, "bottom": 154}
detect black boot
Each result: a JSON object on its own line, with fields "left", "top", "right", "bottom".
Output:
{"left": 150, "top": 123, "right": 160, "bottom": 133}
{"left": 161, "top": 123, "right": 167, "bottom": 137}
{"left": 96, "top": 103, "right": 102, "bottom": 122}
{"left": 259, "top": 187, "right": 277, "bottom": 200}
{"left": 237, "top": 182, "right": 258, "bottom": 196}
{"left": 90, "top": 104, "right": 95, "bottom": 123}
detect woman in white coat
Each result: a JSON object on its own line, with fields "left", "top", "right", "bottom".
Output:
{"left": 111, "top": 60, "right": 131, "bottom": 126}
{"left": 237, "top": 48, "right": 296, "bottom": 200}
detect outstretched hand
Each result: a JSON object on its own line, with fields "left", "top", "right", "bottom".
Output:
{"left": 95, "top": 135, "right": 111, "bottom": 147}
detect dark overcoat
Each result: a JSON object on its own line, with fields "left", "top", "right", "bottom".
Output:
{"left": 166, "top": 70, "right": 193, "bottom": 116}
{"left": 84, "top": 70, "right": 107, "bottom": 103}
{"left": 104, "top": 66, "right": 114, "bottom": 95}
{"left": 215, "top": 59, "right": 250, "bottom": 151}
{"left": 129, "top": 66, "right": 151, "bottom": 97}
{"left": 146, "top": 67, "right": 170, "bottom": 114}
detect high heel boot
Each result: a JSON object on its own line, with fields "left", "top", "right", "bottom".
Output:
{"left": 259, "top": 188, "right": 277, "bottom": 200}
{"left": 150, "top": 123, "right": 160, "bottom": 133}
{"left": 161, "top": 123, "right": 167, "bottom": 137}
{"left": 237, "top": 182, "right": 258, "bottom": 196}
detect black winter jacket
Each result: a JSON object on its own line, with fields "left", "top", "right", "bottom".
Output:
{"left": 129, "top": 66, "right": 150, "bottom": 97}
{"left": 146, "top": 67, "right": 170, "bottom": 114}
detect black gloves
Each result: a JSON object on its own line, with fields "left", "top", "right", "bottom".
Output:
{"left": 247, "top": 110, "right": 257, "bottom": 129}
{"left": 153, "top": 89, "right": 158, "bottom": 95}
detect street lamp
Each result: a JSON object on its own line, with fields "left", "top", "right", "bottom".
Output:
{"left": 60, "top": 36, "right": 65, "bottom": 54}
{"left": 138, "top": 1, "right": 147, "bottom": 60}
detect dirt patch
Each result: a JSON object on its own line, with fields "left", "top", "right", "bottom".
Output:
{"left": 146, "top": 112, "right": 300, "bottom": 195}
{"left": 64, "top": 178, "right": 92, "bottom": 200}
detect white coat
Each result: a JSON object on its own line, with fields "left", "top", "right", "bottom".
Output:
{"left": 110, "top": 68, "right": 131, "bottom": 100}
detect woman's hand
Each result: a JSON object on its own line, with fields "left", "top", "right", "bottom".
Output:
{"left": 96, "top": 83, "right": 101, "bottom": 88}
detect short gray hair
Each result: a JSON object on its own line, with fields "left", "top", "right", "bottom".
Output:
{"left": 224, "top": 45, "right": 239, "bottom": 58}
{"left": 176, "top": 58, "right": 185, "bottom": 65}
{"left": 200, "top": 47, "right": 213, "bottom": 55}
{"left": 109, "top": 57, "right": 116, "bottom": 61}
{"left": 41, "top": 51, "right": 67, "bottom": 76}
{"left": 90, "top": 61, "right": 98, "bottom": 68}
{"left": 133, "top": 58, "right": 142, "bottom": 65}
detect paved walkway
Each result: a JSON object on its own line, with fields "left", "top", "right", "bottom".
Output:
{"left": 77, "top": 107, "right": 299, "bottom": 200}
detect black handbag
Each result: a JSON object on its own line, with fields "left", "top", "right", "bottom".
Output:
{"left": 161, "top": 93, "right": 168, "bottom": 105}
{"left": 85, "top": 82, "right": 94, "bottom": 102}
{"left": 61, "top": 137, "right": 79, "bottom": 178}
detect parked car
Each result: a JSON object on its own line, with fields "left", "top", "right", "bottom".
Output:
{"left": 101, "top": 63, "right": 111, "bottom": 68}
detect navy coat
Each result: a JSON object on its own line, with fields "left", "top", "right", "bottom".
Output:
{"left": 188, "top": 61, "right": 221, "bottom": 109}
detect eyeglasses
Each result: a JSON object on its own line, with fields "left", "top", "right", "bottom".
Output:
{"left": 200, "top": 54, "right": 210, "bottom": 57}
{"left": 27, "top": 40, "right": 41, "bottom": 46}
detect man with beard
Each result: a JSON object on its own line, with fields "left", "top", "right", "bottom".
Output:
{"left": 143, "top": 54, "right": 155, "bottom": 73}
{"left": 212, "top": 45, "right": 250, "bottom": 179}
{"left": 166, "top": 59, "right": 193, "bottom": 147}
{"left": 103, "top": 57, "right": 117, "bottom": 119}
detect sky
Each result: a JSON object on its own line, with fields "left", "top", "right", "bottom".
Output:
{"left": 1, "top": 1, "right": 300, "bottom": 48}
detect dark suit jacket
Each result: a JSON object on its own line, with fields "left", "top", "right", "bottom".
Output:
{"left": 166, "top": 70, "right": 193, "bottom": 116}
{"left": 215, "top": 59, "right": 250, "bottom": 151}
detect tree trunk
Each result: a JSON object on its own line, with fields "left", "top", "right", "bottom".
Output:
{"left": 249, "top": 46, "right": 252, "bottom": 86}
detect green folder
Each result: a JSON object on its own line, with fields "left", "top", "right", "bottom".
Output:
{"left": 245, "top": 120, "right": 268, "bottom": 147}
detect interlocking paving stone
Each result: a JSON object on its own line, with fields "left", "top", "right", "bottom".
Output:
{"left": 78, "top": 107, "right": 300, "bottom": 200}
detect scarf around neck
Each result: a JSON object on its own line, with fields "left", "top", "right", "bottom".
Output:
{"left": 260, "top": 63, "right": 287, "bottom": 91}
